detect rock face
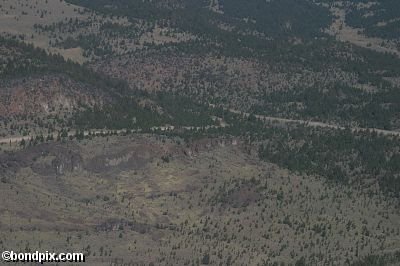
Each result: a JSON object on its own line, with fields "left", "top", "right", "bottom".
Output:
{"left": 0, "top": 137, "right": 241, "bottom": 179}
{"left": 0, "top": 75, "right": 100, "bottom": 117}
{"left": 0, "top": 143, "right": 83, "bottom": 177}
{"left": 51, "top": 150, "right": 83, "bottom": 176}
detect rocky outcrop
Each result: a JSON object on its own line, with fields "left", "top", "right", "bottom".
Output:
{"left": 51, "top": 150, "right": 83, "bottom": 176}
{"left": 0, "top": 143, "right": 83, "bottom": 177}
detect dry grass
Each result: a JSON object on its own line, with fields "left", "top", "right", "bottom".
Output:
{"left": 327, "top": 3, "right": 400, "bottom": 57}
{"left": 0, "top": 0, "right": 89, "bottom": 62}
{"left": 0, "top": 135, "right": 399, "bottom": 265}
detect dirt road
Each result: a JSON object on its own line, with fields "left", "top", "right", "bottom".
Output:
{"left": 228, "top": 108, "right": 400, "bottom": 137}
{"left": 1, "top": 109, "right": 399, "bottom": 146}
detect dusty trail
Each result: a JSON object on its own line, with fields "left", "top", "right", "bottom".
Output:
{"left": 0, "top": 108, "right": 399, "bottom": 145}
{"left": 0, "top": 129, "right": 125, "bottom": 145}
{"left": 0, "top": 112, "right": 400, "bottom": 144}
{"left": 228, "top": 108, "right": 400, "bottom": 137}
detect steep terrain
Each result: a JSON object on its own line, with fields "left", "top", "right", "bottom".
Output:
{"left": 0, "top": 0, "right": 400, "bottom": 265}
{"left": 1, "top": 136, "right": 399, "bottom": 265}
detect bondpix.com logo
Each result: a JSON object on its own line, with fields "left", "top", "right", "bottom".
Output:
{"left": 2, "top": 250, "right": 85, "bottom": 264}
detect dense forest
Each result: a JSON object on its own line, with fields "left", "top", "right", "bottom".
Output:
{"left": 0, "top": 37, "right": 128, "bottom": 95}
{"left": 74, "top": 92, "right": 217, "bottom": 130}
{"left": 219, "top": 0, "right": 331, "bottom": 38}
{"left": 346, "top": 0, "right": 400, "bottom": 40}
{"left": 252, "top": 84, "right": 400, "bottom": 130}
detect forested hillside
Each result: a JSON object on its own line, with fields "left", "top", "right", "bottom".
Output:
{"left": 0, "top": 0, "right": 399, "bottom": 265}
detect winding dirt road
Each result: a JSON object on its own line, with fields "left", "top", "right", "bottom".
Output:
{"left": 228, "top": 108, "right": 400, "bottom": 137}
{"left": 1, "top": 108, "right": 399, "bottom": 146}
